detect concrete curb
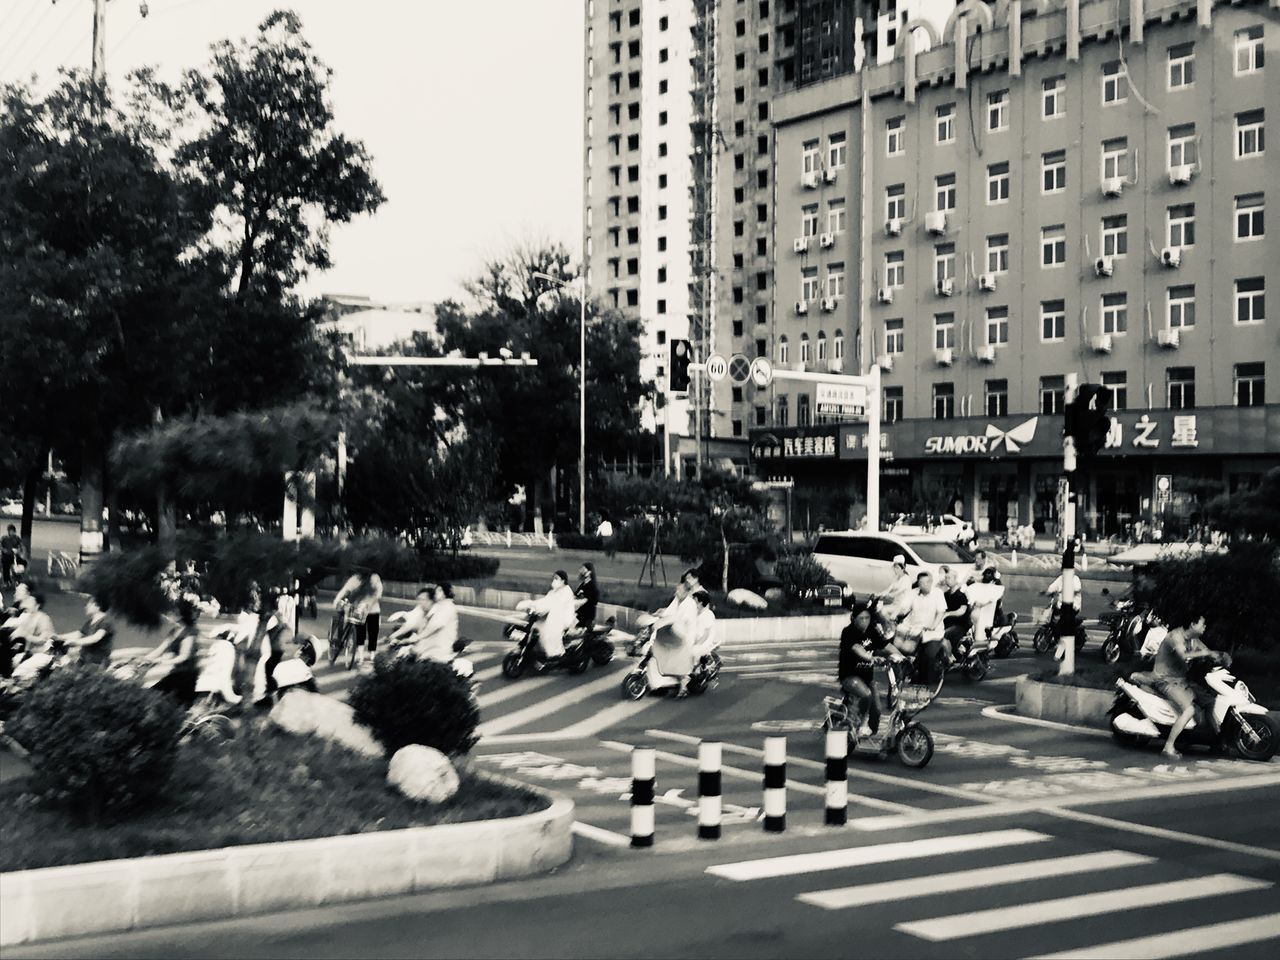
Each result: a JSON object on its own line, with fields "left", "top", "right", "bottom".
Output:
{"left": 1015, "top": 674, "right": 1115, "bottom": 731}
{"left": 0, "top": 782, "right": 573, "bottom": 947}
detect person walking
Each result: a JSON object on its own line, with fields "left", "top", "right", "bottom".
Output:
{"left": 1, "top": 525, "right": 24, "bottom": 588}
{"left": 334, "top": 568, "right": 383, "bottom": 665}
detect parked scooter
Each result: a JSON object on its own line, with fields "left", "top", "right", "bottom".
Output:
{"left": 619, "top": 616, "right": 721, "bottom": 700}
{"left": 501, "top": 610, "right": 617, "bottom": 680}
{"left": 1110, "top": 654, "right": 1280, "bottom": 761}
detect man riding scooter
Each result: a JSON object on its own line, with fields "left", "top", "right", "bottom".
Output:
{"left": 1151, "top": 614, "right": 1221, "bottom": 760}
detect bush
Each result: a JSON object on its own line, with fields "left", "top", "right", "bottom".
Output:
{"left": 415, "top": 552, "right": 499, "bottom": 583}
{"left": 555, "top": 533, "right": 604, "bottom": 551}
{"left": 7, "top": 668, "right": 184, "bottom": 824}
{"left": 348, "top": 656, "right": 479, "bottom": 757}
{"left": 774, "top": 551, "right": 832, "bottom": 599}
{"left": 79, "top": 545, "right": 172, "bottom": 628}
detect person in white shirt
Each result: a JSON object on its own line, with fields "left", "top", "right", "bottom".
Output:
{"left": 690, "top": 589, "right": 717, "bottom": 661}
{"left": 1045, "top": 571, "right": 1084, "bottom": 611}
{"left": 519, "top": 571, "right": 577, "bottom": 664}
{"left": 964, "top": 567, "right": 1006, "bottom": 646}
{"left": 387, "top": 587, "right": 435, "bottom": 653}
{"left": 878, "top": 556, "right": 915, "bottom": 621}
{"left": 413, "top": 583, "right": 459, "bottom": 663}
{"left": 900, "top": 572, "right": 948, "bottom": 684}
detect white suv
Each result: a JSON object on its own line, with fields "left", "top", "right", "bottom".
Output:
{"left": 811, "top": 531, "right": 975, "bottom": 600}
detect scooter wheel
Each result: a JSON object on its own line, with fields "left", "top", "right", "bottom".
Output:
{"left": 621, "top": 672, "right": 648, "bottom": 700}
{"left": 1231, "top": 713, "right": 1279, "bottom": 762}
{"left": 1101, "top": 638, "right": 1121, "bottom": 665}
{"left": 501, "top": 652, "right": 526, "bottom": 680}
{"left": 568, "top": 656, "right": 591, "bottom": 675}
{"left": 1032, "top": 626, "right": 1055, "bottom": 655}
{"left": 997, "top": 632, "right": 1018, "bottom": 658}
{"left": 965, "top": 656, "right": 989, "bottom": 682}
{"left": 591, "top": 643, "right": 614, "bottom": 666}
{"left": 896, "top": 723, "right": 934, "bottom": 768}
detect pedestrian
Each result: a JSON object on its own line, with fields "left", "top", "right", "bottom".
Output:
{"left": 1, "top": 525, "right": 24, "bottom": 588}
{"left": 334, "top": 567, "right": 383, "bottom": 665}
{"left": 595, "top": 512, "right": 615, "bottom": 558}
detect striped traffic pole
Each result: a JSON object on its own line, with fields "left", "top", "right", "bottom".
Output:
{"left": 697, "top": 741, "right": 722, "bottom": 840}
{"left": 824, "top": 729, "right": 849, "bottom": 826}
{"left": 630, "top": 747, "right": 656, "bottom": 848}
{"left": 762, "top": 736, "right": 787, "bottom": 833}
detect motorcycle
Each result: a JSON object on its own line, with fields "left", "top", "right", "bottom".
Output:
{"left": 1032, "top": 603, "right": 1089, "bottom": 656}
{"left": 822, "top": 656, "right": 941, "bottom": 768}
{"left": 1109, "top": 654, "right": 1280, "bottom": 762}
{"left": 942, "top": 626, "right": 998, "bottom": 682}
{"left": 1098, "top": 594, "right": 1149, "bottom": 665}
{"left": 990, "top": 611, "right": 1019, "bottom": 659}
{"left": 501, "top": 611, "right": 617, "bottom": 680}
{"left": 620, "top": 617, "right": 721, "bottom": 700}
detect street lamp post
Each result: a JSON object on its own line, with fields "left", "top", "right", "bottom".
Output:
{"left": 533, "top": 272, "right": 587, "bottom": 534}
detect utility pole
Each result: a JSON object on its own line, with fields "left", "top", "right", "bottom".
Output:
{"left": 91, "top": 0, "right": 107, "bottom": 84}
{"left": 1059, "top": 373, "right": 1080, "bottom": 676}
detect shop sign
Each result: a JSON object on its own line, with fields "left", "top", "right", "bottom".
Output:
{"left": 816, "top": 382, "right": 867, "bottom": 418}
{"left": 842, "top": 431, "right": 893, "bottom": 457}
{"left": 923, "top": 416, "right": 1039, "bottom": 456}
{"left": 751, "top": 430, "right": 838, "bottom": 460}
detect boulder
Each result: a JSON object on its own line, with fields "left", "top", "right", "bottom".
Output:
{"left": 269, "top": 691, "right": 382, "bottom": 759}
{"left": 388, "top": 744, "right": 461, "bottom": 804}
{"left": 726, "top": 588, "right": 769, "bottom": 611}
{"left": 763, "top": 587, "right": 787, "bottom": 605}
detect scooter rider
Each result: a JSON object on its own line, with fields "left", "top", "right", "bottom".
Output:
{"left": 413, "top": 583, "right": 459, "bottom": 663}
{"left": 574, "top": 562, "right": 600, "bottom": 629}
{"left": 1044, "top": 568, "right": 1084, "bottom": 662}
{"left": 518, "top": 571, "right": 576, "bottom": 668}
{"left": 939, "top": 566, "right": 971, "bottom": 661}
{"left": 899, "top": 571, "right": 948, "bottom": 683}
{"left": 1152, "top": 615, "right": 1220, "bottom": 759}
{"left": 838, "top": 603, "right": 884, "bottom": 737}
{"left": 878, "top": 556, "right": 915, "bottom": 622}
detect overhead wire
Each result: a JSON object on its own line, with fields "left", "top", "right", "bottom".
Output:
{"left": 0, "top": 0, "right": 52, "bottom": 65}
{"left": 8, "top": 0, "right": 80, "bottom": 80}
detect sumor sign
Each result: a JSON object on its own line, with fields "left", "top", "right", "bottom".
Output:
{"left": 816, "top": 382, "right": 867, "bottom": 416}
{"left": 923, "top": 417, "right": 1038, "bottom": 455}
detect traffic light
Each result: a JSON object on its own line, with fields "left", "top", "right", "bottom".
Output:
{"left": 1065, "top": 383, "right": 1111, "bottom": 458}
{"left": 669, "top": 339, "right": 691, "bottom": 394}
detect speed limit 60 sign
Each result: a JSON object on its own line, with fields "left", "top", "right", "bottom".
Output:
{"left": 705, "top": 354, "right": 728, "bottom": 382}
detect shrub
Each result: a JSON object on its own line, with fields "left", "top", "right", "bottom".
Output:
{"left": 7, "top": 668, "right": 184, "bottom": 824}
{"left": 348, "top": 656, "right": 479, "bottom": 757}
{"left": 774, "top": 551, "right": 832, "bottom": 599}
{"left": 79, "top": 545, "right": 172, "bottom": 628}
{"left": 555, "top": 533, "right": 604, "bottom": 551}
{"left": 415, "top": 552, "right": 499, "bottom": 583}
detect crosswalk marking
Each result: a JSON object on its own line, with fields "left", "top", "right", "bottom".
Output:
{"left": 796, "top": 851, "right": 1152, "bottom": 910}
{"left": 555, "top": 697, "right": 661, "bottom": 738}
{"left": 477, "top": 666, "right": 630, "bottom": 737}
{"left": 896, "top": 873, "right": 1271, "bottom": 941}
{"left": 1028, "top": 912, "right": 1280, "bottom": 960}
{"left": 705, "top": 829, "right": 1050, "bottom": 882}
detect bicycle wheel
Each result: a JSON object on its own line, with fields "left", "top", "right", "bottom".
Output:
{"left": 343, "top": 622, "right": 358, "bottom": 671}
{"left": 327, "top": 614, "right": 342, "bottom": 666}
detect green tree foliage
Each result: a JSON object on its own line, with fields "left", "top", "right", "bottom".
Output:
{"left": 348, "top": 656, "right": 480, "bottom": 757}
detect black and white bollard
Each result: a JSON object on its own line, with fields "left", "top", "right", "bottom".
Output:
{"left": 697, "top": 741, "right": 722, "bottom": 840}
{"left": 630, "top": 747, "right": 656, "bottom": 848}
{"left": 762, "top": 736, "right": 787, "bottom": 833}
{"left": 824, "top": 729, "right": 849, "bottom": 826}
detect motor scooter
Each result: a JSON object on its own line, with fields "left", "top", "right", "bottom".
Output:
{"left": 941, "top": 626, "right": 999, "bottom": 682}
{"left": 501, "top": 611, "right": 618, "bottom": 679}
{"left": 989, "top": 611, "right": 1019, "bottom": 658}
{"left": 821, "top": 656, "right": 941, "bottom": 768}
{"left": 620, "top": 615, "right": 721, "bottom": 700}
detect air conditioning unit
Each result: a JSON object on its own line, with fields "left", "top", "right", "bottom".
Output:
{"left": 974, "top": 345, "right": 996, "bottom": 363}
{"left": 1102, "top": 177, "right": 1125, "bottom": 197}
{"left": 822, "top": 168, "right": 837, "bottom": 184}
{"left": 820, "top": 297, "right": 837, "bottom": 313}
{"left": 885, "top": 218, "right": 903, "bottom": 237}
{"left": 1160, "top": 247, "right": 1182, "bottom": 269}
{"left": 877, "top": 287, "right": 894, "bottom": 304}
{"left": 876, "top": 353, "right": 894, "bottom": 371}
{"left": 1091, "top": 334, "right": 1114, "bottom": 354}
{"left": 1095, "top": 256, "right": 1114, "bottom": 278}
{"left": 1156, "top": 328, "right": 1180, "bottom": 348}
{"left": 827, "top": 356, "right": 842, "bottom": 373}
{"left": 793, "top": 236, "right": 810, "bottom": 254}
{"left": 795, "top": 300, "right": 809, "bottom": 315}
{"left": 934, "top": 347, "right": 954, "bottom": 366}
{"left": 802, "top": 171, "right": 820, "bottom": 189}
{"left": 936, "top": 278, "right": 955, "bottom": 297}
{"left": 925, "top": 211, "right": 948, "bottom": 235}
{"left": 978, "top": 273, "right": 997, "bottom": 292}
{"left": 819, "top": 231, "right": 835, "bottom": 249}
{"left": 1168, "top": 164, "right": 1195, "bottom": 186}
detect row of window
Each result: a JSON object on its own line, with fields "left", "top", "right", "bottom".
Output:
{"left": 775, "top": 330, "right": 846, "bottom": 365}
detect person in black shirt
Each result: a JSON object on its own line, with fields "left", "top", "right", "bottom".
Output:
{"left": 940, "top": 565, "right": 972, "bottom": 661}
{"left": 838, "top": 603, "right": 883, "bottom": 736}
{"left": 60, "top": 596, "right": 116, "bottom": 668}
{"left": 574, "top": 562, "right": 600, "bottom": 629}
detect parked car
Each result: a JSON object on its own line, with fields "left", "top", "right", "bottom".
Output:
{"left": 812, "top": 531, "right": 975, "bottom": 600}
{"left": 889, "top": 513, "right": 975, "bottom": 546}
{"left": 0, "top": 499, "right": 22, "bottom": 518}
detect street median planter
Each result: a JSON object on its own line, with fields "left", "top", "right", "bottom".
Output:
{"left": 0, "top": 785, "right": 572, "bottom": 947}
{"left": 1015, "top": 674, "right": 1115, "bottom": 731}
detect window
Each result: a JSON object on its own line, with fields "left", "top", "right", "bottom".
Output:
{"left": 1102, "top": 293, "right": 1128, "bottom": 335}
{"left": 658, "top": 110, "right": 668, "bottom": 125}
{"left": 801, "top": 203, "right": 819, "bottom": 237}
{"left": 1042, "top": 76, "right": 1065, "bottom": 119}
{"left": 1168, "top": 43, "right": 1195, "bottom": 89}
{"left": 986, "top": 234, "right": 1009, "bottom": 274}
{"left": 935, "top": 173, "right": 956, "bottom": 212}
{"left": 827, "top": 199, "right": 846, "bottom": 234}
{"left": 1041, "top": 375, "right": 1066, "bottom": 415}
{"left": 1168, "top": 285, "right": 1196, "bottom": 329}
{"left": 985, "top": 379, "right": 1009, "bottom": 417}
{"left": 886, "top": 184, "right": 906, "bottom": 222}
{"left": 657, "top": 266, "right": 667, "bottom": 283}
{"left": 834, "top": 331, "right": 844, "bottom": 361}
{"left": 1102, "top": 214, "right": 1128, "bottom": 257}
{"left": 987, "top": 90, "right": 1009, "bottom": 131}
{"left": 1102, "top": 61, "right": 1127, "bottom": 105}
{"left": 934, "top": 244, "right": 956, "bottom": 284}
{"left": 777, "top": 337, "right": 789, "bottom": 364}
{"left": 1235, "top": 362, "right": 1266, "bottom": 407}
{"left": 884, "top": 251, "right": 905, "bottom": 288}
{"left": 1102, "top": 371, "right": 1128, "bottom": 411}
{"left": 883, "top": 386, "right": 903, "bottom": 423}
{"left": 885, "top": 318, "right": 904, "bottom": 355}
{"left": 1041, "top": 300, "right": 1066, "bottom": 342}
{"left": 1235, "top": 25, "right": 1264, "bottom": 75}
{"left": 1236, "top": 110, "right": 1265, "bottom": 158}
{"left": 826, "top": 263, "right": 846, "bottom": 299}
{"left": 800, "top": 335, "right": 811, "bottom": 365}
{"left": 801, "top": 267, "right": 820, "bottom": 301}
{"left": 657, "top": 236, "right": 667, "bottom": 252}
{"left": 630, "top": 9, "right": 641, "bottom": 26}
{"left": 1168, "top": 204, "right": 1196, "bottom": 248}
{"left": 759, "top": 33, "right": 769, "bottom": 53}
{"left": 775, "top": 396, "right": 789, "bottom": 426}
{"left": 1168, "top": 123, "right": 1198, "bottom": 168}
{"left": 1042, "top": 225, "right": 1066, "bottom": 267}
{"left": 1167, "top": 366, "right": 1196, "bottom": 410}
{"left": 802, "top": 139, "right": 821, "bottom": 174}
{"left": 933, "top": 383, "right": 955, "bottom": 420}
{"left": 754, "top": 406, "right": 767, "bottom": 427}
{"left": 987, "top": 162, "right": 1010, "bottom": 204}
{"left": 1102, "top": 138, "right": 1129, "bottom": 180}
{"left": 798, "top": 394, "right": 811, "bottom": 426}
{"left": 1236, "top": 194, "right": 1264, "bottom": 240}
{"left": 658, "top": 15, "right": 668, "bottom": 30}
{"left": 1236, "top": 277, "right": 1265, "bottom": 324}
{"left": 936, "top": 103, "right": 955, "bottom": 144}
{"left": 828, "top": 131, "right": 846, "bottom": 168}
{"left": 986, "top": 306, "right": 1009, "bottom": 346}
{"left": 816, "top": 333, "right": 827, "bottom": 362}
{"left": 886, "top": 116, "right": 905, "bottom": 156}
{"left": 934, "top": 313, "right": 955, "bottom": 350}
{"left": 1042, "top": 151, "right": 1066, "bottom": 193}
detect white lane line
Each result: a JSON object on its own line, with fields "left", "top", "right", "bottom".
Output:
{"left": 476, "top": 675, "right": 557, "bottom": 710}
{"left": 981, "top": 704, "right": 1111, "bottom": 738}
{"left": 555, "top": 697, "right": 662, "bottom": 739}
{"left": 1027, "top": 912, "right": 1280, "bottom": 960}
{"left": 705, "top": 829, "right": 1051, "bottom": 882}
{"left": 798, "top": 851, "right": 1152, "bottom": 910}
{"left": 477, "top": 667, "right": 628, "bottom": 737}
{"left": 571, "top": 822, "right": 632, "bottom": 848}
{"left": 1047, "top": 807, "right": 1280, "bottom": 864}
{"left": 898, "top": 874, "right": 1271, "bottom": 942}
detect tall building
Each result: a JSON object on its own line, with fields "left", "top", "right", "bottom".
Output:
{"left": 755, "top": 0, "right": 1278, "bottom": 538}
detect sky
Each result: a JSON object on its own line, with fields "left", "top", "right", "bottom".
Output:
{"left": 0, "top": 0, "right": 584, "bottom": 305}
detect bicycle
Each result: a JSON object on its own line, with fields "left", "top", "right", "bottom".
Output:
{"left": 327, "top": 604, "right": 359, "bottom": 671}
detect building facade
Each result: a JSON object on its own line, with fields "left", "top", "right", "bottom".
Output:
{"left": 755, "top": 0, "right": 1278, "bottom": 538}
